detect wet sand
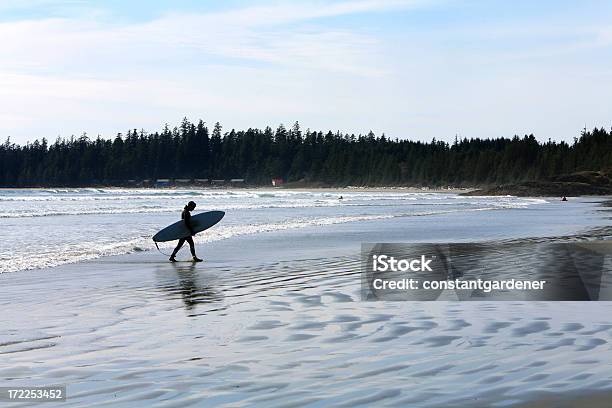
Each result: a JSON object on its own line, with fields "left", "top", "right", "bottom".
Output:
{"left": 2, "top": 205, "right": 612, "bottom": 407}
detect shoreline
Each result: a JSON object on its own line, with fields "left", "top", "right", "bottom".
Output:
{"left": 3, "top": 170, "right": 612, "bottom": 197}
{"left": 0, "top": 185, "right": 474, "bottom": 193}
{"left": 3, "top": 184, "right": 612, "bottom": 197}
{"left": 1, "top": 193, "right": 610, "bottom": 276}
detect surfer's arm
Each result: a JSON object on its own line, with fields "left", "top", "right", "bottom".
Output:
{"left": 184, "top": 212, "right": 196, "bottom": 235}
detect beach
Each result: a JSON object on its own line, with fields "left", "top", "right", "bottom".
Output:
{"left": 2, "top": 189, "right": 612, "bottom": 407}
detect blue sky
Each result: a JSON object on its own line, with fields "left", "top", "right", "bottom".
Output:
{"left": 1, "top": 0, "right": 611, "bottom": 144}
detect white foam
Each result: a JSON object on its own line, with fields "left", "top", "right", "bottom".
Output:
{"left": 0, "top": 204, "right": 529, "bottom": 274}
{"left": 0, "top": 189, "right": 550, "bottom": 273}
{"left": 0, "top": 189, "right": 545, "bottom": 219}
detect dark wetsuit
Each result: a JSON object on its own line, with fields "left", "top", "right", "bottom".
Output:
{"left": 171, "top": 208, "right": 196, "bottom": 257}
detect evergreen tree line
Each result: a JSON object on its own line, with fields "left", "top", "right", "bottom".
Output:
{"left": 1, "top": 118, "right": 610, "bottom": 187}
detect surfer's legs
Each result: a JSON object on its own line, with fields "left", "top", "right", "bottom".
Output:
{"left": 185, "top": 237, "right": 202, "bottom": 261}
{"left": 169, "top": 237, "right": 200, "bottom": 262}
{"left": 186, "top": 237, "right": 196, "bottom": 257}
{"left": 171, "top": 238, "right": 186, "bottom": 258}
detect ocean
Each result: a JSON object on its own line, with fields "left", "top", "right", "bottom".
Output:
{"left": 0, "top": 188, "right": 561, "bottom": 274}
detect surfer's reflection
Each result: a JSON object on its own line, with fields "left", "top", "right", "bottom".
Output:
{"left": 156, "top": 263, "right": 224, "bottom": 312}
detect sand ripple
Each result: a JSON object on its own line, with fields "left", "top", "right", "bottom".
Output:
{"left": 2, "top": 251, "right": 612, "bottom": 407}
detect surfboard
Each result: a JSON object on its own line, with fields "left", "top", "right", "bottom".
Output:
{"left": 153, "top": 211, "right": 225, "bottom": 242}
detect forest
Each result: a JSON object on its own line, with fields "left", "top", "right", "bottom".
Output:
{"left": 0, "top": 119, "right": 610, "bottom": 187}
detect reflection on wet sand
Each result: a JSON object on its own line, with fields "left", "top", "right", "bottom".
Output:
{"left": 155, "top": 263, "right": 224, "bottom": 312}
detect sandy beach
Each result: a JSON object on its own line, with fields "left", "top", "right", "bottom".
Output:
{"left": 1, "top": 190, "right": 612, "bottom": 407}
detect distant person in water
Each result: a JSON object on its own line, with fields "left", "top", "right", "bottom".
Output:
{"left": 170, "top": 201, "right": 203, "bottom": 262}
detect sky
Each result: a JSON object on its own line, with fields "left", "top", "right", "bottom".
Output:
{"left": 1, "top": 0, "right": 612, "bottom": 144}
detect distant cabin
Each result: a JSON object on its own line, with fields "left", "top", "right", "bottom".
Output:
{"left": 175, "top": 179, "right": 191, "bottom": 184}
{"left": 230, "top": 179, "right": 245, "bottom": 185}
{"left": 155, "top": 179, "right": 171, "bottom": 187}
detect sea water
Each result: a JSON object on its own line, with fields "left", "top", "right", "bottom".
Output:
{"left": 0, "top": 188, "right": 605, "bottom": 274}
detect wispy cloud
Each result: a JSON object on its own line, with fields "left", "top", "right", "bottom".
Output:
{"left": 0, "top": 0, "right": 429, "bottom": 76}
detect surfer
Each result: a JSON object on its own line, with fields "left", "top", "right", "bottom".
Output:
{"left": 170, "top": 201, "right": 203, "bottom": 262}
